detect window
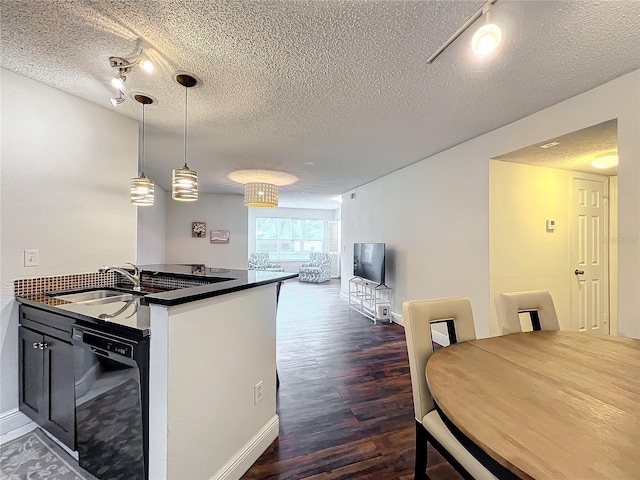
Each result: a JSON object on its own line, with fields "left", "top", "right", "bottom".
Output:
{"left": 256, "top": 218, "right": 325, "bottom": 261}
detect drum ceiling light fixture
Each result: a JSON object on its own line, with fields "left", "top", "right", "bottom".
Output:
{"left": 228, "top": 169, "right": 299, "bottom": 209}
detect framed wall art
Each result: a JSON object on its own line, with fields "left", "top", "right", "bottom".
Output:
{"left": 192, "top": 222, "right": 206, "bottom": 238}
{"left": 210, "top": 229, "right": 230, "bottom": 244}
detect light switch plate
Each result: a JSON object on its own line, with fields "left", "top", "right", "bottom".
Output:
{"left": 24, "top": 250, "right": 39, "bottom": 267}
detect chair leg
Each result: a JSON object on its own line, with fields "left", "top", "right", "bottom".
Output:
{"left": 415, "top": 420, "right": 429, "bottom": 480}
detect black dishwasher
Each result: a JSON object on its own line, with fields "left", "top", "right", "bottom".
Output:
{"left": 72, "top": 325, "right": 149, "bottom": 480}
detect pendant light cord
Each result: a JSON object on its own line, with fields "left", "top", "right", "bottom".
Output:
{"left": 183, "top": 85, "right": 188, "bottom": 168}
{"left": 141, "top": 103, "right": 146, "bottom": 175}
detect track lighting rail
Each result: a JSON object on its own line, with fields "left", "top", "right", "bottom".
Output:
{"left": 426, "top": 0, "right": 498, "bottom": 64}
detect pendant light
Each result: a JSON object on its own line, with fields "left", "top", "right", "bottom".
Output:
{"left": 130, "top": 94, "right": 155, "bottom": 206}
{"left": 172, "top": 74, "right": 198, "bottom": 201}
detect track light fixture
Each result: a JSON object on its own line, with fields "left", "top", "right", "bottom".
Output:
{"left": 109, "top": 90, "right": 125, "bottom": 107}
{"left": 427, "top": 0, "right": 501, "bottom": 64}
{"left": 107, "top": 51, "right": 154, "bottom": 106}
{"left": 471, "top": 5, "right": 502, "bottom": 56}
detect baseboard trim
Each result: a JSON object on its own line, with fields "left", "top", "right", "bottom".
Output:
{"left": 210, "top": 414, "right": 279, "bottom": 480}
{"left": 0, "top": 409, "right": 36, "bottom": 442}
{"left": 391, "top": 312, "right": 404, "bottom": 327}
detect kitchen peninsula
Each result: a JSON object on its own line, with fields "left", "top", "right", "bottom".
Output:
{"left": 144, "top": 265, "right": 297, "bottom": 480}
{"left": 16, "top": 264, "right": 297, "bottom": 480}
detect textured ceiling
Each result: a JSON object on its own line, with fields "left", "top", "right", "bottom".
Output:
{"left": 1, "top": 1, "right": 639, "bottom": 209}
{"left": 494, "top": 119, "right": 619, "bottom": 176}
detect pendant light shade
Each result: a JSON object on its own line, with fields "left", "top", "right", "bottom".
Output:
{"left": 130, "top": 174, "right": 155, "bottom": 206}
{"left": 131, "top": 94, "right": 155, "bottom": 206}
{"left": 172, "top": 74, "right": 198, "bottom": 201}
{"left": 244, "top": 182, "right": 279, "bottom": 208}
{"left": 172, "top": 165, "right": 198, "bottom": 201}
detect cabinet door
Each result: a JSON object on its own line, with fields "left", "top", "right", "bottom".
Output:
{"left": 19, "top": 327, "right": 44, "bottom": 423}
{"left": 43, "top": 335, "right": 76, "bottom": 449}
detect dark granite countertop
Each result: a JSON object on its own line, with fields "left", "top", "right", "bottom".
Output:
{"left": 16, "top": 264, "right": 298, "bottom": 335}
{"left": 138, "top": 264, "right": 297, "bottom": 306}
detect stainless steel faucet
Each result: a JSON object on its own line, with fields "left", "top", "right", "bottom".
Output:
{"left": 98, "top": 263, "right": 142, "bottom": 291}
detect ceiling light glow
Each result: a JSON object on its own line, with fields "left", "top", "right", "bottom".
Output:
{"left": 591, "top": 154, "right": 618, "bottom": 169}
{"left": 539, "top": 141, "right": 560, "bottom": 149}
{"left": 140, "top": 60, "right": 154, "bottom": 73}
{"left": 471, "top": 23, "right": 502, "bottom": 56}
{"left": 111, "top": 76, "right": 125, "bottom": 90}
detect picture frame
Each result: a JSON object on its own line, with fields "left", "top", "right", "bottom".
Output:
{"left": 192, "top": 222, "right": 206, "bottom": 238}
{"left": 210, "top": 229, "right": 230, "bottom": 244}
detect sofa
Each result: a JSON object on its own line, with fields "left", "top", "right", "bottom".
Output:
{"left": 248, "top": 253, "right": 284, "bottom": 272}
{"left": 298, "top": 253, "right": 331, "bottom": 283}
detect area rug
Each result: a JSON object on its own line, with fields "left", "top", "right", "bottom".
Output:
{"left": 0, "top": 428, "right": 96, "bottom": 480}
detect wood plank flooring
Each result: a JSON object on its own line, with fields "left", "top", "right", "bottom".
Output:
{"left": 242, "top": 279, "right": 461, "bottom": 480}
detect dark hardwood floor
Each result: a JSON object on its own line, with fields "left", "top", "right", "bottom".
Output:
{"left": 242, "top": 279, "right": 461, "bottom": 480}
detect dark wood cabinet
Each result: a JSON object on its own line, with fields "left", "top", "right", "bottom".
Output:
{"left": 19, "top": 307, "right": 76, "bottom": 450}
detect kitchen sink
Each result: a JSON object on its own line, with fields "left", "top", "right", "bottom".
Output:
{"left": 49, "top": 289, "right": 142, "bottom": 305}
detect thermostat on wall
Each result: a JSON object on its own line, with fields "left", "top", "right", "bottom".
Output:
{"left": 546, "top": 219, "right": 556, "bottom": 232}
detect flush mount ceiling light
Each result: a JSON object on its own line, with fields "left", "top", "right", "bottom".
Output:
{"left": 172, "top": 73, "right": 199, "bottom": 201}
{"left": 130, "top": 94, "right": 155, "bottom": 206}
{"left": 591, "top": 153, "right": 619, "bottom": 170}
{"left": 539, "top": 141, "right": 560, "bottom": 149}
{"left": 427, "top": 0, "right": 500, "bottom": 64}
{"left": 108, "top": 51, "right": 154, "bottom": 106}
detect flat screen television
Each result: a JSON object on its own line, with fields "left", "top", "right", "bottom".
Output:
{"left": 353, "top": 243, "right": 386, "bottom": 285}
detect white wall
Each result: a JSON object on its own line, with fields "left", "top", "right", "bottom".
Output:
{"left": 165, "top": 193, "right": 248, "bottom": 269}
{"left": 341, "top": 69, "right": 640, "bottom": 339}
{"left": 247, "top": 207, "right": 340, "bottom": 272}
{"left": 0, "top": 68, "right": 138, "bottom": 418}
{"left": 137, "top": 185, "right": 167, "bottom": 265}
{"left": 489, "top": 161, "right": 574, "bottom": 334}
{"left": 149, "top": 285, "right": 278, "bottom": 479}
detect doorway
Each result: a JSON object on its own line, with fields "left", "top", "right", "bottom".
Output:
{"left": 489, "top": 120, "right": 618, "bottom": 335}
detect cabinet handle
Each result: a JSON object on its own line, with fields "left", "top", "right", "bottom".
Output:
{"left": 33, "top": 342, "right": 39, "bottom": 349}
{"left": 42, "top": 343, "right": 49, "bottom": 349}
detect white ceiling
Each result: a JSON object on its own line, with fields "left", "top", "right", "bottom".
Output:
{"left": 2, "top": 1, "right": 639, "bottom": 209}
{"left": 494, "top": 119, "right": 619, "bottom": 175}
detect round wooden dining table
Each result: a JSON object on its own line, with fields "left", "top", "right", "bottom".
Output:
{"left": 426, "top": 330, "right": 640, "bottom": 480}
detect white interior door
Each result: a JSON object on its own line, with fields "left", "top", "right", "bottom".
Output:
{"left": 571, "top": 174, "right": 609, "bottom": 334}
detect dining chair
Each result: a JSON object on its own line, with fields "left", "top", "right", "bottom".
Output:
{"left": 494, "top": 290, "right": 560, "bottom": 335}
{"left": 403, "top": 297, "right": 498, "bottom": 480}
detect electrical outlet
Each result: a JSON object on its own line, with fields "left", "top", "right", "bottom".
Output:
{"left": 254, "top": 381, "right": 263, "bottom": 405}
{"left": 24, "top": 250, "right": 39, "bottom": 267}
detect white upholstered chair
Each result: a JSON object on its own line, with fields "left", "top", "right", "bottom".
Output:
{"left": 298, "top": 253, "right": 331, "bottom": 283}
{"left": 403, "top": 297, "right": 498, "bottom": 480}
{"left": 248, "top": 253, "right": 284, "bottom": 272}
{"left": 494, "top": 290, "right": 560, "bottom": 335}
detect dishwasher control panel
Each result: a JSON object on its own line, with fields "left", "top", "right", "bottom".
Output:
{"left": 73, "top": 328, "right": 134, "bottom": 358}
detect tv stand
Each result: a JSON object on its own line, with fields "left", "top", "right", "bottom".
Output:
{"left": 348, "top": 277, "right": 392, "bottom": 324}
